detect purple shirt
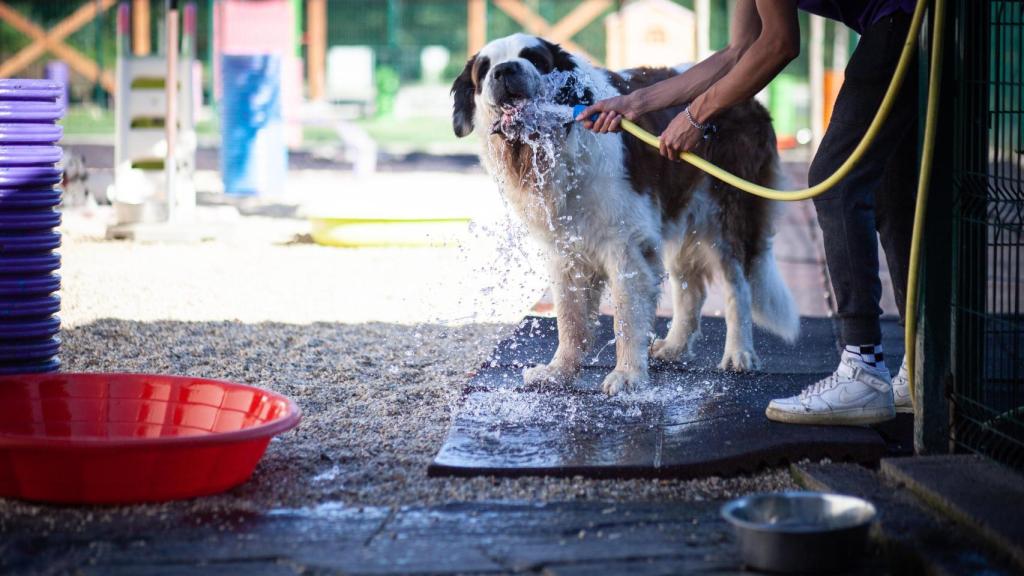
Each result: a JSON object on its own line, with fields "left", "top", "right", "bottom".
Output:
{"left": 797, "top": 0, "right": 916, "bottom": 33}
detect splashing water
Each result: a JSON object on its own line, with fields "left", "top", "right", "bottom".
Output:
{"left": 491, "top": 69, "right": 585, "bottom": 140}
{"left": 487, "top": 69, "right": 594, "bottom": 193}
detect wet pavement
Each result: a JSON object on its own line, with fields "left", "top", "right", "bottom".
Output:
{"left": 1, "top": 500, "right": 890, "bottom": 575}
{"left": 431, "top": 315, "right": 911, "bottom": 479}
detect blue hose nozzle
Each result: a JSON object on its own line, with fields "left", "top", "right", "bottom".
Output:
{"left": 573, "top": 104, "right": 598, "bottom": 122}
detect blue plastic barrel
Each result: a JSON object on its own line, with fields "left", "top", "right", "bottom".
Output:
{"left": 220, "top": 54, "right": 288, "bottom": 197}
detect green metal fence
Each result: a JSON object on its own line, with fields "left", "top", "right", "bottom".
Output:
{"left": 949, "top": 0, "right": 1024, "bottom": 469}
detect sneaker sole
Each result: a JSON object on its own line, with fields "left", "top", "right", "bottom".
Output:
{"left": 765, "top": 405, "right": 897, "bottom": 426}
{"left": 895, "top": 405, "right": 914, "bottom": 414}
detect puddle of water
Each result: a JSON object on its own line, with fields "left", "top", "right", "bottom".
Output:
{"left": 312, "top": 464, "right": 343, "bottom": 484}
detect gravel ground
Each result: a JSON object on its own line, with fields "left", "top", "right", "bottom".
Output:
{"left": 0, "top": 182, "right": 797, "bottom": 530}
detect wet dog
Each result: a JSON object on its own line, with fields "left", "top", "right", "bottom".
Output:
{"left": 451, "top": 33, "right": 798, "bottom": 395}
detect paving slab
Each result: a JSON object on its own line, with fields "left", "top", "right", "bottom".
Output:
{"left": 1, "top": 498, "right": 898, "bottom": 575}
{"left": 794, "top": 461, "right": 1019, "bottom": 576}
{"left": 0, "top": 501, "right": 764, "bottom": 575}
{"left": 880, "top": 455, "right": 1024, "bottom": 571}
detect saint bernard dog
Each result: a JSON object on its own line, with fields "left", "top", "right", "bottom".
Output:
{"left": 452, "top": 33, "right": 799, "bottom": 396}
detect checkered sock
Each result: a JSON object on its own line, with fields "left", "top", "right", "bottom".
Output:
{"left": 842, "top": 344, "right": 887, "bottom": 372}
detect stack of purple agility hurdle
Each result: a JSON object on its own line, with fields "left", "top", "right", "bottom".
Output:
{"left": 0, "top": 80, "right": 64, "bottom": 374}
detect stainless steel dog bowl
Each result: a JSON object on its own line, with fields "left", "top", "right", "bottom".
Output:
{"left": 721, "top": 492, "right": 877, "bottom": 573}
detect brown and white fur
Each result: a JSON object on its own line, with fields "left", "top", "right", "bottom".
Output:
{"left": 452, "top": 34, "right": 799, "bottom": 396}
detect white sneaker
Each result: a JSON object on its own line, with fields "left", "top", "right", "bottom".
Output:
{"left": 766, "top": 357, "right": 896, "bottom": 425}
{"left": 891, "top": 358, "right": 913, "bottom": 413}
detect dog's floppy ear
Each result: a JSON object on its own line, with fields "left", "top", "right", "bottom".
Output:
{"left": 451, "top": 54, "right": 477, "bottom": 138}
{"left": 540, "top": 39, "right": 576, "bottom": 72}
{"left": 539, "top": 39, "right": 594, "bottom": 107}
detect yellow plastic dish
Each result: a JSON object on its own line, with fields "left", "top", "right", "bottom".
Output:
{"left": 308, "top": 217, "right": 471, "bottom": 248}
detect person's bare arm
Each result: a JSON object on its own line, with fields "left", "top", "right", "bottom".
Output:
{"left": 688, "top": 0, "right": 799, "bottom": 124}
{"left": 657, "top": 0, "right": 799, "bottom": 158}
{"left": 580, "top": 0, "right": 764, "bottom": 132}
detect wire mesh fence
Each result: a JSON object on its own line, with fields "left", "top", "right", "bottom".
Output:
{"left": 950, "top": 0, "right": 1024, "bottom": 470}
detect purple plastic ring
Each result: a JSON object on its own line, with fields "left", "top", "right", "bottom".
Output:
{"left": 0, "top": 145, "right": 63, "bottom": 166}
{"left": 0, "top": 231, "right": 61, "bottom": 253}
{"left": 0, "top": 80, "right": 63, "bottom": 102}
{"left": 0, "top": 252, "right": 61, "bottom": 274}
{"left": 0, "top": 123, "right": 63, "bottom": 144}
{"left": 0, "top": 336, "right": 60, "bottom": 360}
{"left": 0, "top": 356, "right": 60, "bottom": 375}
{"left": 0, "top": 273, "right": 60, "bottom": 297}
{"left": 0, "top": 209, "right": 61, "bottom": 231}
{"left": 0, "top": 295, "right": 61, "bottom": 318}
{"left": 0, "top": 188, "right": 62, "bottom": 208}
{"left": 0, "top": 101, "right": 65, "bottom": 123}
{"left": 0, "top": 315, "right": 59, "bottom": 340}
{"left": 0, "top": 166, "right": 62, "bottom": 187}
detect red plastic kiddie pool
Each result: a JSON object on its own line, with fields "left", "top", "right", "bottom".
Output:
{"left": 0, "top": 373, "right": 301, "bottom": 504}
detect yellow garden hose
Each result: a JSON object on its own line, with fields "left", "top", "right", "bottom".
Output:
{"left": 600, "top": 0, "right": 943, "bottom": 409}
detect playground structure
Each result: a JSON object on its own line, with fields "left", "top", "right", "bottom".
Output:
{"left": 0, "top": 1, "right": 852, "bottom": 153}
{"left": 107, "top": 1, "right": 198, "bottom": 236}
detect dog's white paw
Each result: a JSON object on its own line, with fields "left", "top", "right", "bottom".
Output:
{"left": 600, "top": 369, "right": 649, "bottom": 396}
{"left": 522, "top": 363, "right": 574, "bottom": 387}
{"left": 718, "top": 347, "right": 762, "bottom": 371}
{"left": 651, "top": 338, "right": 695, "bottom": 363}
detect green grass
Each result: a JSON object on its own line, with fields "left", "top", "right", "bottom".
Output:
{"left": 61, "top": 107, "right": 115, "bottom": 135}
{"left": 61, "top": 106, "right": 468, "bottom": 153}
{"left": 352, "top": 116, "right": 463, "bottom": 151}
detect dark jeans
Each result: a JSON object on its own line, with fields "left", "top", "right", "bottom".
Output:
{"left": 810, "top": 12, "right": 918, "bottom": 346}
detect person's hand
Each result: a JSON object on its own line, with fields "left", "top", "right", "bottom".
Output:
{"left": 658, "top": 110, "right": 704, "bottom": 160}
{"left": 576, "top": 95, "right": 642, "bottom": 133}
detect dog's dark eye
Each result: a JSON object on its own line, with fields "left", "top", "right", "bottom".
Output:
{"left": 518, "top": 48, "right": 552, "bottom": 74}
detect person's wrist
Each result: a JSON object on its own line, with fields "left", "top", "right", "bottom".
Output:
{"left": 688, "top": 96, "right": 715, "bottom": 125}
{"left": 685, "top": 96, "right": 719, "bottom": 141}
{"left": 628, "top": 90, "right": 648, "bottom": 117}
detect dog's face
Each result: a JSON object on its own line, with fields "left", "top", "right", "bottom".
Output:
{"left": 450, "top": 33, "right": 591, "bottom": 138}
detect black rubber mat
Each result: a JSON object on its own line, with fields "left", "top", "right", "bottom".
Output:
{"left": 430, "top": 315, "right": 908, "bottom": 479}
{"left": 485, "top": 315, "right": 905, "bottom": 374}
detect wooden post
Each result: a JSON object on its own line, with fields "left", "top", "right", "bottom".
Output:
{"left": 132, "top": 0, "right": 150, "bottom": 55}
{"left": 467, "top": 0, "right": 486, "bottom": 57}
{"left": 549, "top": 0, "right": 611, "bottom": 43}
{"left": 694, "top": 0, "right": 710, "bottom": 59}
{"left": 0, "top": 0, "right": 117, "bottom": 93}
{"left": 492, "top": 0, "right": 598, "bottom": 62}
{"left": 307, "top": 0, "right": 326, "bottom": 101}
{"left": 166, "top": 0, "right": 179, "bottom": 222}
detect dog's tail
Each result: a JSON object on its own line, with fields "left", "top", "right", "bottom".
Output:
{"left": 750, "top": 245, "right": 800, "bottom": 343}
{"left": 749, "top": 163, "right": 800, "bottom": 343}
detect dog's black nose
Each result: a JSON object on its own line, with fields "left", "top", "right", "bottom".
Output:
{"left": 491, "top": 61, "right": 519, "bottom": 80}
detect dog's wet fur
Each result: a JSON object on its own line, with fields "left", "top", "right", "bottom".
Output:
{"left": 453, "top": 34, "right": 799, "bottom": 396}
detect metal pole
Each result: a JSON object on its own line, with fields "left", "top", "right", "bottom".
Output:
{"left": 166, "top": 0, "right": 178, "bottom": 222}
